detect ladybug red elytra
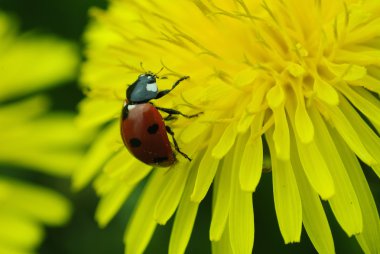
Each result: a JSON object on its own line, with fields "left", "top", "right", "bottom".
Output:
{"left": 120, "top": 72, "right": 200, "bottom": 167}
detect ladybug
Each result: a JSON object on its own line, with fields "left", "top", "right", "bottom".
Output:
{"left": 120, "top": 72, "right": 200, "bottom": 167}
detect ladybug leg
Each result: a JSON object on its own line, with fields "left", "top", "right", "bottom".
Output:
{"left": 165, "top": 126, "right": 191, "bottom": 162}
{"left": 155, "top": 106, "right": 202, "bottom": 119}
{"left": 155, "top": 76, "right": 190, "bottom": 99}
{"left": 163, "top": 114, "right": 178, "bottom": 121}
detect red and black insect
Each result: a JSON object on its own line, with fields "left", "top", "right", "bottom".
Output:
{"left": 120, "top": 72, "right": 200, "bottom": 167}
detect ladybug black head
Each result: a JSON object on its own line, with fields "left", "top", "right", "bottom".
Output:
{"left": 127, "top": 73, "right": 158, "bottom": 103}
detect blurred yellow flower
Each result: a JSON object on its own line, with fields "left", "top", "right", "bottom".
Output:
{"left": 76, "top": 1, "right": 380, "bottom": 253}
{"left": 0, "top": 12, "right": 78, "bottom": 101}
{"left": 0, "top": 177, "right": 70, "bottom": 254}
{"left": 0, "top": 11, "right": 85, "bottom": 254}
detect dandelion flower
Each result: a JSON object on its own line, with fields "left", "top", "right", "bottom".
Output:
{"left": 76, "top": 1, "right": 380, "bottom": 253}
{"left": 0, "top": 11, "right": 85, "bottom": 254}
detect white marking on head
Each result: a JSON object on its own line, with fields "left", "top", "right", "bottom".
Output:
{"left": 146, "top": 82, "right": 158, "bottom": 92}
{"left": 128, "top": 105, "right": 136, "bottom": 111}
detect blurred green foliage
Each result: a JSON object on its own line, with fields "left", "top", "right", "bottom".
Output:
{"left": 0, "top": 1, "right": 378, "bottom": 253}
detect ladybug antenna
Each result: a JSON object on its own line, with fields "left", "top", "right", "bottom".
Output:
{"left": 155, "top": 66, "right": 164, "bottom": 75}
{"left": 140, "top": 62, "right": 147, "bottom": 73}
{"left": 155, "top": 66, "right": 168, "bottom": 80}
{"left": 155, "top": 66, "right": 167, "bottom": 79}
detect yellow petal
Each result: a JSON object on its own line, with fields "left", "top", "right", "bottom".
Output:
{"left": 233, "top": 68, "right": 258, "bottom": 88}
{"left": 0, "top": 35, "right": 78, "bottom": 100}
{"left": 338, "top": 84, "right": 380, "bottom": 130}
{"left": 294, "top": 102, "right": 314, "bottom": 143}
{"left": 295, "top": 136, "right": 335, "bottom": 199}
{"left": 76, "top": 98, "right": 121, "bottom": 129}
{"left": 237, "top": 111, "right": 254, "bottom": 133}
{"left": 291, "top": 149, "right": 335, "bottom": 254}
{"left": 95, "top": 184, "right": 134, "bottom": 228}
{"left": 1, "top": 114, "right": 89, "bottom": 148}
{"left": 314, "top": 76, "right": 339, "bottom": 106}
{"left": 0, "top": 112, "right": 90, "bottom": 176}
{"left": 345, "top": 18, "right": 380, "bottom": 45}
{"left": 93, "top": 173, "right": 118, "bottom": 196}
{"left": 103, "top": 149, "right": 152, "bottom": 182}
{"left": 333, "top": 131, "right": 380, "bottom": 254}
{"left": 310, "top": 107, "right": 362, "bottom": 235}
{"left": 0, "top": 96, "right": 49, "bottom": 126}
{"left": 180, "top": 121, "right": 209, "bottom": 143}
{"left": 266, "top": 84, "right": 285, "bottom": 109}
{"left": 372, "top": 165, "right": 380, "bottom": 180}
{"left": 211, "top": 221, "right": 233, "bottom": 254}
{"left": 351, "top": 85, "right": 380, "bottom": 128}
{"left": 210, "top": 149, "right": 233, "bottom": 241}
{"left": 191, "top": 128, "right": 222, "bottom": 202}
{"left": 72, "top": 123, "right": 118, "bottom": 190}
{"left": 239, "top": 113, "right": 264, "bottom": 192}
{"left": 272, "top": 107, "right": 290, "bottom": 160}
{"left": 319, "top": 102, "right": 376, "bottom": 166}
{"left": 0, "top": 212, "right": 43, "bottom": 249}
{"left": 267, "top": 132, "right": 302, "bottom": 243}
{"left": 103, "top": 149, "right": 134, "bottom": 176}
{"left": 335, "top": 48, "right": 380, "bottom": 66}
{"left": 247, "top": 82, "right": 270, "bottom": 114}
{"left": 324, "top": 60, "right": 367, "bottom": 81}
{"left": 0, "top": 149, "right": 83, "bottom": 177}
{"left": 351, "top": 71, "right": 380, "bottom": 94}
{"left": 290, "top": 82, "right": 314, "bottom": 144}
{"left": 229, "top": 143, "right": 254, "bottom": 253}
{"left": 339, "top": 96, "right": 380, "bottom": 167}
{"left": 0, "top": 243, "right": 32, "bottom": 254}
{"left": 154, "top": 163, "right": 191, "bottom": 225}
{"left": 168, "top": 164, "right": 199, "bottom": 254}
{"left": 125, "top": 170, "right": 166, "bottom": 254}
{"left": 212, "top": 123, "right": 237, "bottom": 159}
{"left": 287, "top": 62, "right": 305, "bottom": 77}
{"left": 1, "top": 178, "right": 71, "bottom": 226}
{"left": 239, "top": 137, "right": 263, "bottom": 192}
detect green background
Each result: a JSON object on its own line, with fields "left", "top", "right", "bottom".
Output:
{"left": 0, "top": 0, "right": 379, "bottom": 253}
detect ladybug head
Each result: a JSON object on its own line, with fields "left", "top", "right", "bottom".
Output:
{"left": 127, "top": 73, "right": 158, "bottom": 103}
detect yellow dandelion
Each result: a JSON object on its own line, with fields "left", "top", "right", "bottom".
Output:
{"left": 0, "top": 11, "right": 86, "bottom": 254}
{"left": 76, "top": 0, "right": 380, "bottom": 253}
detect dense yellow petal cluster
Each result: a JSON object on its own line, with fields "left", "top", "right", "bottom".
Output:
{"left": 77, "top": 1, "right": 380, "bottom": 253}
{"left": 0, "top": 12, "right": 84, "bottom": 254}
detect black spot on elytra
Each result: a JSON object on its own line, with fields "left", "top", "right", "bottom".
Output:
{"left": 147, "top": 123, "right": 159, "bottom": 134}
{"left": 153, "top": 157, "right": 169, "bottom": 163}
{"left": 129, "top": 138, "right": 141, "bottom": 148}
